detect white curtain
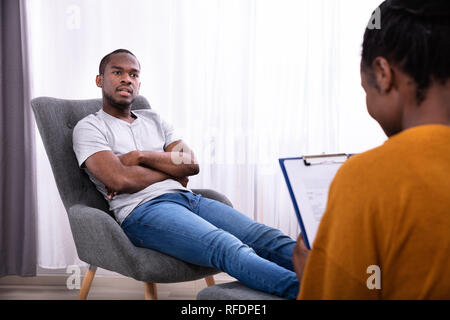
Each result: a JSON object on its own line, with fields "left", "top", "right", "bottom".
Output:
{"left": 26, "top": 0, "right": 385, "bottom": 269}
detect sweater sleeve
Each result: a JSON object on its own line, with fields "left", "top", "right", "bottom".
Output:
{"left": 298, "top": 156, "right": 382, "bottom": 299}
{"left": 298, "top": 247, "right": 380, "bottom": 299}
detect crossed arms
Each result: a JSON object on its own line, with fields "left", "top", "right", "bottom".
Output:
{"left": 84, "top": 140, "right": 199, "bottom": 198}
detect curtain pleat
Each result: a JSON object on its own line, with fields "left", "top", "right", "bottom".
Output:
{"left": 0, "top": 0, "right": 37, "bottom": 277}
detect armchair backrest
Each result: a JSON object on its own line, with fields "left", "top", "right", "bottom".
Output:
{"left": 31, "top": 95, "right": 151, "bottom": 215}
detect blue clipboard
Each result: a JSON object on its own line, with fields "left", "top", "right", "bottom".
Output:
{"left": 279, "top": 154, "right": 350, "bottom": 250}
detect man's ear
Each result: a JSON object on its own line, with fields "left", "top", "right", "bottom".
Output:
{"left": 372, "top": 57, "right": 395, "bottom": 94}
{"left": 96, "top": 75, "right": 103, "bottom": 88}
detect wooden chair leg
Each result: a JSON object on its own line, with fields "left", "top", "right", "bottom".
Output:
{"left": 205, "top": 275, "right": 215, "bottom": 287}
{"left": 144, "top": 282, "right": 158, "bottom": 300}
{"left": 78, "top": 265, "right": 97, "bottom": 300}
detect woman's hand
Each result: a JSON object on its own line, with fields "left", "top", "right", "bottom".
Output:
{"left": 292, "top": 234, "right": 310, "bottom": 284}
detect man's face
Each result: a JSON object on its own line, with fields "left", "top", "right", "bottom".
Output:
{"left": 97, "top": 52, "right": 141, "bottom": 109}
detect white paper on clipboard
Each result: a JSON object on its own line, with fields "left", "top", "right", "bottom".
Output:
{"left": 279, "top": 154, "right": 348, "bottom": 249}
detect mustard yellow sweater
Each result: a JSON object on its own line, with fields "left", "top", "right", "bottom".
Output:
{"left": 299, "top": 125, "right": 450, "bottom": 299}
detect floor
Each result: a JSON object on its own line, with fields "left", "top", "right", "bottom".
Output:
{"left": 0, "top": 272, "right": 235, "bottom": 300}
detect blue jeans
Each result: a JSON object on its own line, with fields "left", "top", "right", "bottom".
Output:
{"left": 121, "top": 191, "right": 299, "bottom": 299}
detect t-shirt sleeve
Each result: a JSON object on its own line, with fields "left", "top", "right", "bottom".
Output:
{"left": 160, "top": 117, "right": 181, "bottom": 148}
{"left": 72, "top": 118, "right": 112, "bottom": 167}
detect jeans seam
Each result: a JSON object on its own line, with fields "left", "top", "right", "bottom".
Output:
{"left": 250, "top": 245, "right": 293, "bottom": 261}
{"left": 238, "top": 259, "right": 289, "bottom": 295}
{"left": 132, "top": 220, "right": 202, "bottom": 239}
{"left": 123, "top": 219, "right": 217, "bottom": 262}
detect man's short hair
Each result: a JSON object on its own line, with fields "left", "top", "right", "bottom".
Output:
{"left": 362, "top": 0, "right": 450, "bottom": 104}
{"left": 98, "top": 49, "right": 139, "bottom": 75}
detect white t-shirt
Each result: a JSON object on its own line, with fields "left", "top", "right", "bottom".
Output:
{"left": 72, "top": 108, "right": 190, "bottom": 224}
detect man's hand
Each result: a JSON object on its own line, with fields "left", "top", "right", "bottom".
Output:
{"left": 104, "top": 150, "right": 140, "bottom": 199}
{"left": 84, "top": 150, "right": 172, "bottom": 196}
{"left": 118, "top": 150, "right": 141, "bottom": 167}
{"left": 137, "top": 140, "right": 200, "bottom": 178}
{"left": 292, "top": 234, "right": 310, "bottom": 284}
{"left": 119, "top": 150, "right": 190, "bottom": 188}
{"left": 105, "top": 186, "right": 118, "bottom": 200}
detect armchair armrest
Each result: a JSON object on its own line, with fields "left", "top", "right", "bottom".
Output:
{"left": 191, "top": 189, "right": 233, "bottom": 208}
{"left": 68, "top": 204, "right": 139, "bottom": 276}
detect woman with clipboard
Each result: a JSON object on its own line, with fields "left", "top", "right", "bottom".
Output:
{"left": 293, "top": 0, "right": 450, "bottom": 299}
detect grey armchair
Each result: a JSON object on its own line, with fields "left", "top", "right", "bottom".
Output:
{"left": 31, "top": 95, "right": 232, "bottom": 299}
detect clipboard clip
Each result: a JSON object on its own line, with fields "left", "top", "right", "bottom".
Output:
{"left": 303, "top": 153, "right": 349, "bottom": 166}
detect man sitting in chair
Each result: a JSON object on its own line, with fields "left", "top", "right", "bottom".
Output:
{"left": 293, "top": 0, "right": 450, "bottom": 299}
{"left": 73, "top": 49, "right": 299, "bottom": 299}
